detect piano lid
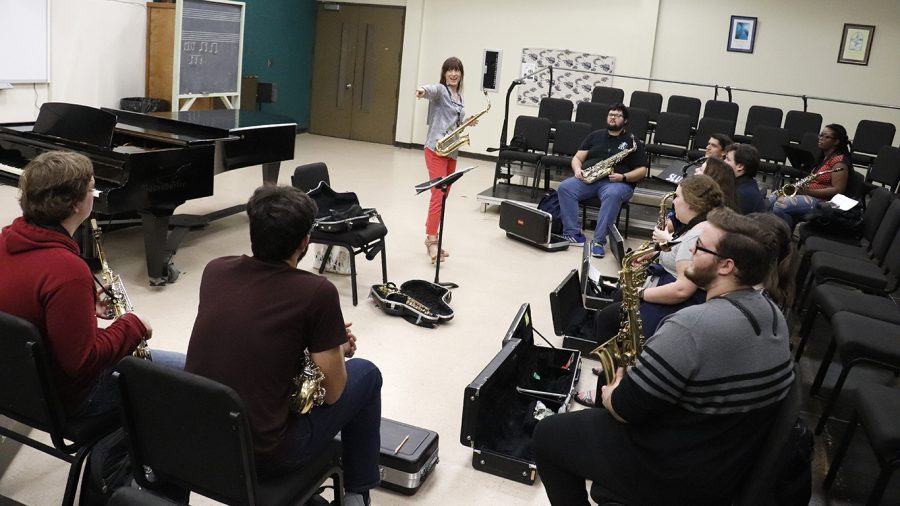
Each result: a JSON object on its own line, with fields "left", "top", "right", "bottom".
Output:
{"left": 148, "top": 109, "right": 297, "bottom": 132}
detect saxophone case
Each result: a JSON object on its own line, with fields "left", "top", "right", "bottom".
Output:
{"left": 460, "top": 303, "right": 581, "bottom": 485}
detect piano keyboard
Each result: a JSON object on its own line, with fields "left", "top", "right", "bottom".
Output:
{"left": 1, "top": 162, "right": 101, "bottom": 197}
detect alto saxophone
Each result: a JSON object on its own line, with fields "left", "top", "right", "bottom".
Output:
{"left": 581, "top": 134, "right": 638, "bottom": 184}
{"left": 775, "top": 167, "right": 844, "bottom": 198}
{"left": 90, "top": 219, "right": 151, "bottom": 361}
{"left": 289, "top": 350, "right": 326, "bottom": 415}
{"left": 591, "top": 240, "right": 676, "bottom": 386}
{"left": 434, "top": 92, "right": 491, "bottom": 156}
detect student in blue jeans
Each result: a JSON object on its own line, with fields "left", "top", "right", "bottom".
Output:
{"left": 557, "top": 103, "right": 648, "bottom": 257}
{"left": 186, "top": 185, "right": 382, "bottom": 506}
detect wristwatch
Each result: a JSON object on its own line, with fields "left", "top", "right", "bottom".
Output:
{"left": 638, "top": 287, "right": 646, "bottom": 301}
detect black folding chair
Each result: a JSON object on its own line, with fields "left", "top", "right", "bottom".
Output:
{"left": 537, "top": 120, "right": 592, "bottom": 192}
{"left": 851, "top": 120, "right": 896, "bottom": 168}
{"left": 666, "top": 95, "right": 701, "bottom": 134}
{"left": 493, "top": 115, "right": 551, "bottom": 193}
{"left": 574, "top": 101, "right": 609, "bottom": 132}
{"left": 629, "top": 91, "right": 663, "bottom": 134}
{"left": 0, "top": 311, "right": 120, "bottom": 506}
{"left": 115, "top": 357, "right": 345, "bottom": 505}
{"left": 702, "top": 100, "right": 739, "bottom": 131}
{"left": 784, "top": 110, "right": 823, "bottom": 144}
{"left": 734, "top": 105, "right": 783, "bottom": 144}
{"left": 644, "top": 112, "right": 692, "bottom": 162}
{"left": 750, "top": 126, "right": 791, "bottom": 186}
{"left": 866, "top": 145, "right": 900, "bottom": 193}
{"left": 292, "top": 163, "right": 388, "bottom": 306}
{"left": 591, "top": 86, "right": 624, "bottom": 105}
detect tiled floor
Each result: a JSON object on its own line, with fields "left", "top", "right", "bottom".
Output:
{"left": 0, "top": 134, "right": 896, "bottom": 505}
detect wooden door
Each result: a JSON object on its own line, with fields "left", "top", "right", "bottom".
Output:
{"left": 309, "top": 4, "right": 404, "bottom": 144}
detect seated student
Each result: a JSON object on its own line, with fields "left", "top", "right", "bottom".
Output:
{"left": 557, "top": 103, "right": 649, "bottom": 258}
{"left": 768, "top": 123, "right": 850, "bottom": 229}
{"left": 533, "top": 208, "right": 795, "bottom": 506}
{"left": 580, "top": 176, "right": 724, "bottom": 394}
{"left": 185, "top": 185, "right": 382, "bottom": 506}
{"left": 725, "top": 143, "right": 766, "bottom": 214}
{"left": 704, "top": 132, "right": 733, "bottom": 160}
{"left": 0, "top": 151, "right": 182, "bottom": 417}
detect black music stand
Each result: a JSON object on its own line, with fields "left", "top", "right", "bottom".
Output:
{"left": 415, "top": 166, "right": 477, "bottom": 288}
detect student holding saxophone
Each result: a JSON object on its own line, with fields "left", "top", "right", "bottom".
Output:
{"left": 768, "top": 123, "right": 851, "bottom": 228}
{"left": 415, "top": 56, "right": 479, "bottom": 263}
{"left": 185, "top": 185, "right": 382, "bottom": 506}
{"left": 0, "top": 151, "right": 181, "bottom": 418}
{"left": 557, "top": 103, "right": 648, "bottom": 258}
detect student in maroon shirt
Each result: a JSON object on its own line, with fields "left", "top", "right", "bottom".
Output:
{"left": 186, "top": 185, "right": 382, "bottom": 506}
{"left": 0, "top": 151, "right": 180, "bottom": 417}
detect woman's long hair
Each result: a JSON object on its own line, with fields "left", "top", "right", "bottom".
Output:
{"left": 748, "top": 212, "right": 797, "bottom": 307}
{"left": 702, "top": 158, "right": 739, "bottom": 212}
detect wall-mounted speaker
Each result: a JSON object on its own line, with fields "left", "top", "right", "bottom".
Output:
{"left": 482, "top": 49, "right": 502, "bottom": 92}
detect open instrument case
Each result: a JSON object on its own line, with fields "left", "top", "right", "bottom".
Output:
{"left": 460, "top": 303, "right": 580, "bottom": 484}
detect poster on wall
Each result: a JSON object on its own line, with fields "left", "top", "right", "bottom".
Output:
{"left": 518, "top": 48, "right": 615, "bottom": 107}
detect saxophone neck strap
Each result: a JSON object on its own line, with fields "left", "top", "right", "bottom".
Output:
{"left": 715, "top": 289, "right": 780, "bottom": 337}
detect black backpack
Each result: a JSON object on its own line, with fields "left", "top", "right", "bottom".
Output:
{"left": 80, "top": 429, "right": 133, "bottom": 505}
{"left": 537, "top": 191, "right": 563, "bottom": 234}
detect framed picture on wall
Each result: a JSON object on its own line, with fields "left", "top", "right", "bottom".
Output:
{"left": 837, "top": 23, "right": 875, "bottom": 65}
{"left": 727, "top": 15, "right": 757, "bottom": 53}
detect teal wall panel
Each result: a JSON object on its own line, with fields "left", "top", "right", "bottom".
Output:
{"left": 241, "top": 0, "right": 315, "bottom": 128}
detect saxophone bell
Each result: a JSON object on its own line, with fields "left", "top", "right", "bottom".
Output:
{"left": 290, "top": 350, "right": 326, "bottom": 415}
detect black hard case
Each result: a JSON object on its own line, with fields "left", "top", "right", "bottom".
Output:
{"left": 377, "top": 418, "right": 439, "bottom": 495}
{"left": 498, "top": 200, "right": 569, "bottom": 252}
{"left": 460, "top": 304, "right": 581, "bottom": 485}
{"left": 337, "top": 418, "right": 439, "bottom": 495}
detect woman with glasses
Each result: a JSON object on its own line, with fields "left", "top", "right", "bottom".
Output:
{"left": 577, "top": 175, "right": 724, "bottom": 403}
{"left": 768, "top": 123, "right": 851, "bottom": 228}
{"left": 415, "top": 56, "right": 469, "bottom": 264}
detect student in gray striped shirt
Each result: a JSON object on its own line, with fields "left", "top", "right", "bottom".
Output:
{"left": 534, "top": 208, "right": 795, "bottom": 506}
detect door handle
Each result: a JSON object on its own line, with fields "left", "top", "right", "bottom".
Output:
{"left": 345, "top": 83, "right": 353, "bottom": 90}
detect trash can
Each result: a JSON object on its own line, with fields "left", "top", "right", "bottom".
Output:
{"left": 119, "top": 97, "right": 170, "bottom": 113}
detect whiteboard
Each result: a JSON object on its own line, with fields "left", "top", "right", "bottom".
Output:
{"left": 0, "top": 0, "right": 50, "bottom": 83}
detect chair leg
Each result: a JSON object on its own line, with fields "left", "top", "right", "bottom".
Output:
{"left": 823, "top": 412, "right": 858, "bottom": 490}
{"left": 794, "top": 305, "right": 821, "bottom": 360}
{"left": 380, "top": 241, "right": 388, "bottom": 284}
{"left": 623, "top": 204, "right": 630, "bottom": 239}
{"left": 63, "top": 446, "right": 92, "bottom": 506}
{"left": 349, "top": 249, "right": 358, "bottom": 306}
{"left": 810, "top": 338, "right": 837, "bottom": 396}
{"left": 815, "top": 360, "right": 856, "bottom": 435}
{"left": 332, "top": 468, "right": 345, "bottom": 506}
{"left": 319, "top": 245, "right": 334, "bottom": 275}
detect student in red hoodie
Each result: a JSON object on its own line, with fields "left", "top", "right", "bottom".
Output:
{"left": 0, "top": 151, "right": 181, "bottom": 417}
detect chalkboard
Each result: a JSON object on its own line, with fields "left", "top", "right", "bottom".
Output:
{"left": 176, "top": 0, "right": 243, "bottom": 96}
{"left": 0, "top": 0, "right": 50, "bottom": 83}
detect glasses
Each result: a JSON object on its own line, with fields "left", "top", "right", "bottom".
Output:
{"left": 693, "top": 238, "right": 722, "bottom": 258}
{"left": 607, "top": 113, "right": 624, "bottom": 118}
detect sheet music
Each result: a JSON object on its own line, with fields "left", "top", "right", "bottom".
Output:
{"left": 829, "top": 193, "right": 858, "bottom": 211}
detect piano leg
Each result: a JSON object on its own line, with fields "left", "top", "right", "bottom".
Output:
{"left": 139, "top": 210, "right": 180, "bottom": 286}
{"left": 262, "top": 161, "right": 280, "bottom": 185}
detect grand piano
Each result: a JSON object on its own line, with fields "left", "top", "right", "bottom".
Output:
{"left": 0, "top": 102, "right": 296, "bottom": 285}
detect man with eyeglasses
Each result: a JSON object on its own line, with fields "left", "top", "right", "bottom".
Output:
{"left": 534, "top": 208, "right": 794, "bottom": 506}
{"left": 556, "top": 103, "right": 648, "bottom": 258}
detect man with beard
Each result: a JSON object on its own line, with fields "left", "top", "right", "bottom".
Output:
{"left": 533, "top": 208, "right": 794, "bottom": 506}
{"left": 557, "top": 103, "right": 648, "bottom": 258}
{"left": 185, "top": 185, "right": 382, "bottom": 506}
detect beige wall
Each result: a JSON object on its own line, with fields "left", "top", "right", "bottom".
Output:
{"left": 0, "top": 0, "right": 147, "bottom": 123}
{"left": 651, "top": 0, "right": 900, "bottom": 139}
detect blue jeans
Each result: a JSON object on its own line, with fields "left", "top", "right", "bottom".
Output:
{"left": 280, "top": 358, "right": 382, "bottom": 493}
{"left": 768, "top": 194, "right": 822, "bottom": 228}
{"left": 75, "top": 349, "right": 185, "bottom": 418}
{"left": 558, "top": 177, "right": 634, "bottom": 243}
